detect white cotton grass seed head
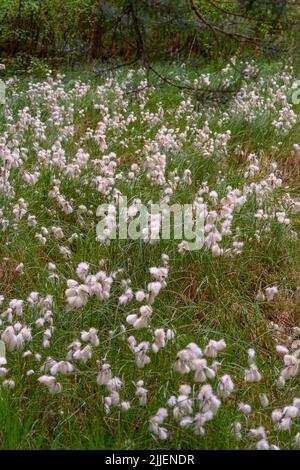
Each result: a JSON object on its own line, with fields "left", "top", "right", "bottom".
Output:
{"left": 238, "top": 403, "right": 252, "bottom": 415}
{"left": 217, "top": 374, "right": 234, "bottom": 398}
{"left": 204, "top": 339, "right": 226, "bottom": 357}
{"left": 76, "top": 262, "right": 89, "bottom": 280}
{"left": 276, "top": 345, "right": 289, "bottom": 355}
{"left": 295, "top": 432, "right": 300, "bottom": 448}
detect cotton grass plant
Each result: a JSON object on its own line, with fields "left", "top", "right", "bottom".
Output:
{"left": 0, "top": 60, "right": 300, "bottom": 449}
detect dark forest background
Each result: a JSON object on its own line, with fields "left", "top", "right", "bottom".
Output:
{"left": 1, "top": 0, "right": 300, "bottom": 73}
